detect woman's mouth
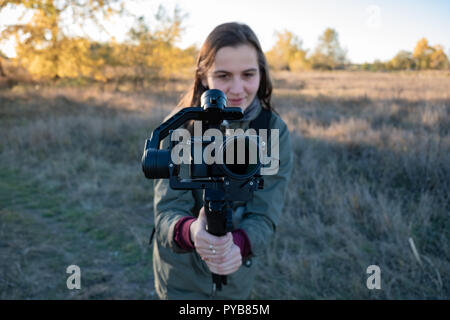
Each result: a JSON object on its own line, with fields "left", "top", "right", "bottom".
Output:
{"left": 228, "top": 98, "right": 245, "bottom": 106}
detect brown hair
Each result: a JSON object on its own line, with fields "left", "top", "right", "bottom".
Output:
{"left": 178, "top": 22, "right": 274, "bottom": 112}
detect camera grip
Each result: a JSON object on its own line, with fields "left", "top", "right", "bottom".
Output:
{"left": 205, "top": 203, "right": 234, "bottom": 235}
{"left": 204, "top": 203, "right": 233, "bottom": 294}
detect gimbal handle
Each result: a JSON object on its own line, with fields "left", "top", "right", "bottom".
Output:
{"left": 146, "top": 106, "right": 243, "bottom": 150}
{"left": 204, "top": 188, "right": 234, "bottom": 295}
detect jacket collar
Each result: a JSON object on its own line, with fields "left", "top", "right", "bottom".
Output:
{"left": 221, "top": 97, "right": 262, "bottom": 130}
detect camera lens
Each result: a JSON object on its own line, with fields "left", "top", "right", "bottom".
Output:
{"left": 220, "top": 135, "right": 261, "bottom": 180}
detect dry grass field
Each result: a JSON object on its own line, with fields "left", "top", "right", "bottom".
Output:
{"left": 0, "top": 70, "right": 449, "bottom": 299}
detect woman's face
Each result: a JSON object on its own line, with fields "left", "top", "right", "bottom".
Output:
{"left": 202, "top": 44, "right": 260, "bottom": 110}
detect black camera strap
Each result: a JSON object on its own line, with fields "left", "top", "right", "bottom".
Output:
{"left": 249, "top": 107, "right": 272, "bottom": 134}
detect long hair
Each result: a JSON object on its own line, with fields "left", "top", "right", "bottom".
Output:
{"left": 178, "top": 22, "right": 274, "bottom": 112}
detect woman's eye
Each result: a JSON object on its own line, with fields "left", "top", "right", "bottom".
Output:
{"left": 215, "top": 74, "right": 229, "bottom": 79}
{"left": 244, "top": 73, "right": 255, "bottom": 78}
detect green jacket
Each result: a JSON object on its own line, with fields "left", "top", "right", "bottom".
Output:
{"left": 152, "top": 104, "right": 293, "bottom": 299}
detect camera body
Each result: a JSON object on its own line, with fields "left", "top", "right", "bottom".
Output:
{"left": 187, "top": 127, "right": 261, "bottom": 175}
{"left": 142, "top": 89, "right": 264, "bottom": 200}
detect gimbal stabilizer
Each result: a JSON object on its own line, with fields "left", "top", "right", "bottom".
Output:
{"left": 142, "top": 89, "right": 264, "bottom": 296}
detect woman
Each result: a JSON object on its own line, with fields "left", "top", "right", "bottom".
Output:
{"left": 152, "top": 22, "right": 293, "bottom": 299}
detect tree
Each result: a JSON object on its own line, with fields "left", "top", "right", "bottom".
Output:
{"left": 310, "top": 28, "right": 347, "bottom": 70}
{"left": 125, "top": 5, "right": 195, "bottom": 81}
{"left": 289, "top": 49, "right": 310, "bottom": 71}
{"left": 412, "top": 38, "right": 449, "bottom": 70}
{"left": 413, "top": 38, "right": 434, "bottom": 70}
{"left": 0, "top": 50, "right": 6, "bottom": 76}
{"left": 429, "top": 45, "right": 449, "bottom": 70}
{"left": 372, "top": 59, "right": 388, "bottom": 72}
{"left": 0, "top": 0, "right": 123, "bottom": 80}
{"left": 266, "top": 30, "right": 308, "bottom": 71}
{"left": 361, "top": 62, "right": 371, "bottom": 71}
{"left": 388, "top": 50, "right": 415, "bottom": 70}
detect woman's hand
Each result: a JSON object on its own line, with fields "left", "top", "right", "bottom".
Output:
{"left": 190, "top": 207, "right": 242, "bottom": 275}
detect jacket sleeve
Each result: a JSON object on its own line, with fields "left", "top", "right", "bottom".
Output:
{"left": 238, "top": 115, "right": 294, "bottom": 257}
{"left": 153, "top": 137, "right": 195, "bottom": 253}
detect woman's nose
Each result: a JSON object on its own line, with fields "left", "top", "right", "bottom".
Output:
{"left": 228, "top": 77, "right": 244, "bottom": 95}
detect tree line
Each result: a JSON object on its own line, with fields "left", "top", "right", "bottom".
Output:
{"left": 0, "top": 1, "right": 198, "bottom": 86}
{"left": 266, "top": 29, "right": 449, "bottom": 72}
{"left": 361, "top": 38, "right": 449, "bottom": 71}
{"left": 0, "top": 1, "right": 449, "bottom": 87}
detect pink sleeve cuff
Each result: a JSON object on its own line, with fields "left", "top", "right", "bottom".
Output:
{"left": 232, "top": 229, "right": 252, "bottom": 258}
{"left": 174, "top": 217, "right": 252, "bottom": 258}
{"left": 174, "top": 216, "right": 196, "bottom": 251}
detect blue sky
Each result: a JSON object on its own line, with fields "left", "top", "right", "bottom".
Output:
{"left": 1, "top": 0, "right": 449, "bottom": 63}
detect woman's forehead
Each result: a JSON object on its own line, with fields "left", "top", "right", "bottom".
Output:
{"left": 211, "top": 44, "right": 259, "bottom": 72}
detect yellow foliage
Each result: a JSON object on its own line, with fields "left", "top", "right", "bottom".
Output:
{"left": 388, "top": 50, "right": 415, "bottom": 70}
{"left": 412, "top": 38, "right": 449, "bottom": 70}
{"left": 16, "top": 36, "right": 107, "bottom": 80}
{"left": 266, "top": 30, "right": 307, "bottom": 71}
{"left": 121, "top": 5, "right": 196, "bottom": 80}
{"left": 0, "top": 2, "right": 234, "bottom": 82}
{"left": 1, "top": 0, "right": 121, "bottom": 81}
{"left": 413, "top": 38, "right": 434, "bottom": 70}
{"left": 289, "top": 50, "right": 311, "bottom": 71}
{"left": 430, "top": 45, "right": 449, "bottom": 70}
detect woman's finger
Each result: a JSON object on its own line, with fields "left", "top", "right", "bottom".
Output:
{"left": 195, "top": 231, "right": 232, "bottom": 251}
{"left": 196, "top": 240, "right": 234, "bottom": 260}
{"left": 206, "top": 258, "right": 242, "bottom": 275}
{"left": 206, "top": 255, "right": 241, "bottom": 270}
{"left": 203, "top": 245, "right": 242, "bottom": 275}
